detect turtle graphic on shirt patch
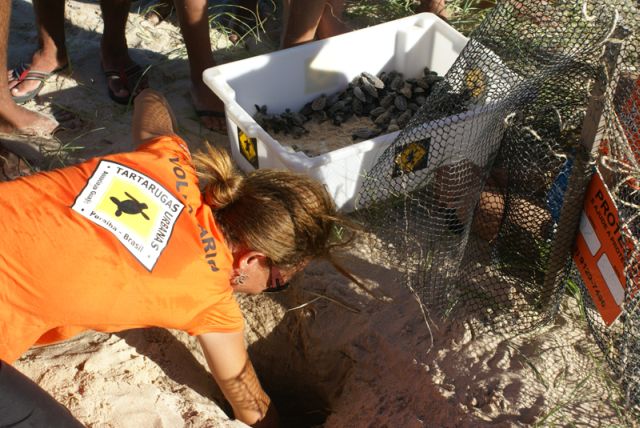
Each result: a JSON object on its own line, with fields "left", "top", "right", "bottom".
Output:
{"left": 110, "top": 192, "right": 150, "bottom": 220}
{"left": 72, "top": 160, "right": 184, "bottom": 271}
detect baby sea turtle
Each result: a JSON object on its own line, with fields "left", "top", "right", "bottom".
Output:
{"left": 353, "top": 86, "right": 367, "bottom": 103}
{"left": 361, "top": 71, "right": 385, "bottom": 89}
{"left": 369, "top": 106, "right": 386, "bottom": 118}
{"left": 253, "top": 68, "right": 444, "bottom": 144}
{"left": 110, "top": 192, "right": 150, "bottom": 220}
{"left": 359, "top": 79, "right": 379, "bottom": 98}
{"left": 352, "top": 127, "right": 380, "bottom": 141}
{"left": 311, "top": 94, "right": 327, "bottom": 111}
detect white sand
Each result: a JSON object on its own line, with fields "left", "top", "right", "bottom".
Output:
{"left": 4, "top": 1, "right": 635, "bottom": 427}
{"left": 275, "top": 115, "right": 376, "bottom": 157}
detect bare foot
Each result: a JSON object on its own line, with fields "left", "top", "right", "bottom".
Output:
{"left": 190, "top": 82, "right": 227, "bottom": 133}
{"left": 8, "top": 49, "right": 68, "bottom": 99}
{"left": 0, "top": 102, "right": 59, "bottom": 136}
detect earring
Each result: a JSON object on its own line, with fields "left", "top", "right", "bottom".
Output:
{"left": 232, "top": 271, "right": 248, "bottom": 285}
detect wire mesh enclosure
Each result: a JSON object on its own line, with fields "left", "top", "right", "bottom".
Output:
{"left": 357, "top": 0, "right": 618, "bottom": 330}
{"left": 357, "top": 0, "right": 640, "bottom": 412}
{"left": 573, "top": 0, "right": 640, "bottom": 410}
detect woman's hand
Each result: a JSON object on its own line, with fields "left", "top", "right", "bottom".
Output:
{"left": 197, "top": 332, "right": 278, "bottom": 426}
{"left": 250, "top": 400, "right": 279, "bottom": 428}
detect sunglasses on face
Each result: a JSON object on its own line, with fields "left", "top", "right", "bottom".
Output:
{"left": 264, "top": 264, "right": 290, "bottom": 293}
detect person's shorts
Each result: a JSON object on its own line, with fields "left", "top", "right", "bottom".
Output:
{"left": 0, "top": 360, "right": 84, "bottom": 427}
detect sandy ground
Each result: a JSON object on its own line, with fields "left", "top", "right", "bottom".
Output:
{"left": 2, "top": 1, "right": 637, "bottom": 427}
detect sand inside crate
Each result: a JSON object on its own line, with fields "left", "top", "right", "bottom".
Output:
{"left": 273, "top": 115, "right": 379, "bottom": 157}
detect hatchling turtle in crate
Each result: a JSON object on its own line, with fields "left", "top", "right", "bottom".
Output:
{"left": 252, "top": 67, "right": 445, "bottom": 153}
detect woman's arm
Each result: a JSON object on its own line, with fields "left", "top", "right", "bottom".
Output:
{"left": 197, "top": 332, "right": 278, "bottom": 427}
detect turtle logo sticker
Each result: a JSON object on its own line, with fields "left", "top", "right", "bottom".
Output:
{"left": 392, "top": 138, "right": 431, "bottom": 178}
{"left": 237, "top": 128, "right": 259, "bottom": 168}
{"left": 111, "top": 192, "right": 150, "bottom": 220}
{"left": 465, "top": 68, "right": 487, "bottom": 99}
{"left": 71, "top": 160, "right": 184, "bottom": 271}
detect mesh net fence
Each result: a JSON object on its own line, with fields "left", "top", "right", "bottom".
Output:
{"left": 356, "top": 0, "right": 640, "bottom": 409}
{"left": 575, "top": 0, "right": 640, "bottom": 409}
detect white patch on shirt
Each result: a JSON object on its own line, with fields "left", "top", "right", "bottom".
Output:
{"left": 71, "top": 160, "right": 184, "bottom": 271}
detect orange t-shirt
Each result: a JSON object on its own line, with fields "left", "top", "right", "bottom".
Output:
{"left": 0, "top": 136, "right": 243, "bottom": 363}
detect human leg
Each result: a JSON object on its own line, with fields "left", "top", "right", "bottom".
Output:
{"left": 279, "top": 0, "right": 291, "bottom": 44}
{"left": 174, "top": 0, "right": 226, "bottom": 131}
{"left": 8, "top": 0, "right": 68, "bottom": 101}
{"left": 132, "top": 89, "right": 178, "bottom": 146}
{"left": 100, "top": 0, "right": 149, "bottom": 104}
{"left": 0, "top": 360, "right": 84, "bottom": 427}
{"left": 316, "top": 0, "right": 349, "bottom": 40}
{"left": 0, "top": 1, "right": 58, "bottom": 135}
{"left": 280, "top": 0, "right": 326, "bottom": 48}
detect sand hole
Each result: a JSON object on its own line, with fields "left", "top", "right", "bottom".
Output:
{"left": 240, "top": 292, "right": 354, "bottom": 427}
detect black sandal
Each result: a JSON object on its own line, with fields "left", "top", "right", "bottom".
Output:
{"left": 103, "top": 62, "right": 150, "bottom": 105}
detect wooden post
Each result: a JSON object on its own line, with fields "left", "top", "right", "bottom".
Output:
{"left": 541, "top": 25, "right": 629, "bottom": 303}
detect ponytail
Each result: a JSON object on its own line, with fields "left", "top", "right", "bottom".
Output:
{"left": 193, "top": 143, "right": 359, "bottom": 274}
{"left": 192, "top": 144, "right": 243, "bottom": 209}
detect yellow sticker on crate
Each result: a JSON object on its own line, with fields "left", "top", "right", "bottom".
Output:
{"left": 465, "top": 68, "right": 487, "bottom": 99}
{"left": 573, "top": 172, "right": 630, "bottom": 326}
{"left": 392, "top": 139, "right": 430, "bottom": 178}
{"left": 237, "top": 129, "right": 258, "bottom": 168}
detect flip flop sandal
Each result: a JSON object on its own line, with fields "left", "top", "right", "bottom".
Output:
{"left": 10, "top": 62, "right": 68, "bottom": 105}
{"left": 104, "top": 63, "right": 150, "bottom": 105}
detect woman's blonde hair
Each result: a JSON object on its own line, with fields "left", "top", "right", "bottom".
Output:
{"left": 193, "top": 144, "right": 356, "bottom": 271}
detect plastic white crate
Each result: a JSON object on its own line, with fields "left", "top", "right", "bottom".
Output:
{"left": 203, "top": 13, "right": 469, "bottom": 211}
